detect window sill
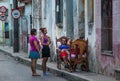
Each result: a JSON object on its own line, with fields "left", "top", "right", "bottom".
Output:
{"left": 56, "top": 23, "right": 63, "bottom": 28}
{"left": 102, "top": 50, "right": 113, "bottom": 56}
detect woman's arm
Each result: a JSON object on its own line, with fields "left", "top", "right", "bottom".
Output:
{"left": 33, "top": 40, "right": 40, "bottom": 52}
{"left": 47, "top": 36, "right": 51, "bottom": 45}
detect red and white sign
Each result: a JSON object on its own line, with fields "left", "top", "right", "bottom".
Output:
{"left": 0, "top": 13, "right": 6, "bottom": 21}
{"left": 0, "top": 6, "right": 7, "bottom": 13}
{"left": 11, "top": 9, "right": 21, "bottom": 19}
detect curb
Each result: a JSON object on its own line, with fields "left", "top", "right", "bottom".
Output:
{"left": 0, "top": 49, "right": 93, "bottom": 81}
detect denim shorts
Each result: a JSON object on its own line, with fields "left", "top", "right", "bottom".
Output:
{"left": 29, "top": 51, "right": 40, "bottom": 59}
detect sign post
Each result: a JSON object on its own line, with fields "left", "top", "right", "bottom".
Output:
{"left": 11, "top": 9, "right": 20, "bottom": 19}
{"left": 0, "top": 6, "right": 7, "bottom": 47}
{"left": 2, "top": 21, "right": 4, "bottom": 47}
{"left": 13, "top": 0, "right": 19, "bottom": 52}
{"left": 0, "top": 13, "right": 6, "bottom": 47}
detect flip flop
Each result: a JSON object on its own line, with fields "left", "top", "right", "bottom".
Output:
{"left": 32, "top": 74, "right": 41, "bottom": 76}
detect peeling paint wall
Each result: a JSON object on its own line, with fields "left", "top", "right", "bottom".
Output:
{"left": 85, "top": 0, "right": 97, "bottom": 73}
{"left": 32, "top": 0, "right": 41, "bottom": 33}
{"left": 73, "top": 0, "right": 85, "bottom": 39}
{"left": 78, "top": 0, "right": 85, "bottom": 38}
{"left": 18, "top": 2, "right": 32, "bottom": 53}
{"left": 73, "top": 0, "right": 78, "bottom": 39}
{"left": 56, "top": 0, "right": 74, "bottom": 38}
{"left": 95, "top": 0, "right": 120, "bottom": 76}
{"left": 113, "top": 0, "right": 120, "bottom": 70}
{"left": 66, "top": 0, "right": 74, "bottom": 38}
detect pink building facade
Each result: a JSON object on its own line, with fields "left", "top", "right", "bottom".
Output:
{"left": 95, "top": 0, "right": 120, "bottom": 76}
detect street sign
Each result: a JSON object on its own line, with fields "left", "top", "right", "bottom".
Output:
{"left": 11, "top": 9, "right": 21, "bottom": 19}
{"left": 0, "top": 6, "right": 7, "bottom": 13}
{"left": 0, "top": 14, "right": 6, "bottom": 21}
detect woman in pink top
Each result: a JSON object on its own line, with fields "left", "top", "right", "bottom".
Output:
{"left": 29, "top": 29, "right": 41, "bottom": 76}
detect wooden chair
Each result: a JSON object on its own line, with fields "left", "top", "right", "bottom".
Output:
{"left": 69, "top": 39, "right": 89, "bottom": 71}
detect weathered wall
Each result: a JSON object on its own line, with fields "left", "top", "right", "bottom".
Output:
{"left": 33, "top": 0, "right": 41, "bottom": 33}
{"left": 66, "top": 0, "right": 74, "bottom": 38}
{"left": 95, "top": 0, "right": 120, "bottom": 76}
{"left": 73, "top": 0, "right": 78, "bottom": 39}
{"left": 78, "top": 0, "right": 85, "bottom": 38}
{"left": 85, "top": 0, "right": 97, "bottom": 73}
{"left": 18, "top": 2, "right": 32, "bottom": 53}
{"left": 73, "top": 0, "right": 85, "bottom": 39}
{"left": 113, "top": 0, "right": 120, "bottom": 68}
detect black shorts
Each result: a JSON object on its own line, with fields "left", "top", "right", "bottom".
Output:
{"left": 42, "top": 45, "right": 50, "bottom": 58}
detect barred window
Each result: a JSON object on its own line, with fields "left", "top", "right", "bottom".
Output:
{"left": 56, "top": 0, "right": 63, "bottom": 26}
{"left": 101, "top": 0, "right": 113, "bottom": 55}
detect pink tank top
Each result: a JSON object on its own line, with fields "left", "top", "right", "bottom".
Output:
{"left": 29, "top": 35, "right": 40, "bottom": 51}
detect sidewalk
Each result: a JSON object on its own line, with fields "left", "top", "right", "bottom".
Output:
{"left": 0, "top": 46, "right": 119, "bottom": 81}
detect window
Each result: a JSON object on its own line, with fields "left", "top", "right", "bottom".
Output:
{"left": 56, "top": 0, "right": 63, "bottom": 27}
{"left": 101, "top": 0, "right": 113, "bottom": 55}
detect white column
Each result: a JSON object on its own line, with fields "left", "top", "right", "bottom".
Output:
{"left": 85, "top": 0, "right": 88, "bottom": 39}
{"left": 73, "top": 0, "right": 78, "bottom": 39}
{"left": 63, "top": 0, "right": 67, "bottom": 36}
{"left": 50, "top": 0, "right": 56, "bottom": 61}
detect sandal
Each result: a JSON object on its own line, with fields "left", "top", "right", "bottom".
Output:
{"left": 32, "top": 73, "right": 41, "bottom": 76}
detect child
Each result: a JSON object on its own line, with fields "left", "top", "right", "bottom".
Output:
{"left": 70, "top": 44, "right": 79, "bottom": 58}
{"left": 69, "top": 44, "right": 80, "bottom": 71}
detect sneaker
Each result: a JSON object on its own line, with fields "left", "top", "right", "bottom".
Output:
{"left": 43, "top": 72, "right": 49, "bottom": 76}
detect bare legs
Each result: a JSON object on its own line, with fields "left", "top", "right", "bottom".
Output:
{"left": 31, "top": 59, "right": 40, "bottom": 76}
{"left": 62, "top": 57, "right": 69, "bottom": 67}
{"left": 42, "top": 57, "right": 48, "bottom": 75}
{"left": 57, "top": 56, "right": 61, "bottom": 69}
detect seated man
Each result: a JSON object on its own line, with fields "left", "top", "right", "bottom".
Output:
{"left": 57, "top": 37, "right": 70, "bottom": 69}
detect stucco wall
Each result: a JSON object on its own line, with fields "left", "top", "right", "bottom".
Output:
{"left": 113, "top": 0, "right": 120, "bottom": 68}
{"left": 33, "top": 0, "right": 41, "bottom": 32}
{"left": 19, "top": 2, "right": 32, "bottom": 53}
{"left": 95, "top": 0, "right": 120, "bottom": 76}
{"left": 85, "top": 0, "right": 97, "bottom": 73}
